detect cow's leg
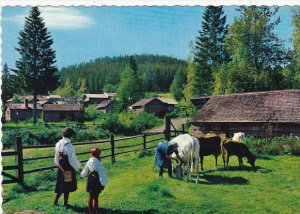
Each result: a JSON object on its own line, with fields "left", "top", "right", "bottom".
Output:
{"left": 200, "top": 155, "right": 204, "bottom": 171}
{"left": 195, "top": 157, "right": 200, "bottom": 183}
{"left": 222, "top": 152, "right": 226, "bottom": 167}
{"left": 238, "top": 157, "right": 243, "bottom": 167}
{"left": 226, "top": 155, "right": 230, "bottom": 169}
{"left": 215, "top": 154, "right": 218, "bottom": 170}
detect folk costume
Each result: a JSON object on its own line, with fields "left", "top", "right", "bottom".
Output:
{"left": 155, "top": 141, "right": 179, "bottom": 177}
{"left": 81, "top": 156, "right": 108, "bottom": 199}
{"left": 54, "top": 137, "right": 81, "bottom": 193}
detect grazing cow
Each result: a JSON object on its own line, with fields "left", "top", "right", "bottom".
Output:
{"left": 222, "top": 140, "right": 256, "bottom": 168}
{"left": 197, "top": 136, "right": 222, "bottom": 171}
{"left": 232, "top": 132, "right": 246, "bottom": 143}
{"left": 170, "top": 134, "right": 200, "bottom": 182}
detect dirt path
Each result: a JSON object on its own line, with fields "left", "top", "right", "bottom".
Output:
{"left": 147, "top": 117, "right": 188, "bottom": 133}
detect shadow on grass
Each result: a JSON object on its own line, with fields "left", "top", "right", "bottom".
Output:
{"left": 200, "top": 174, "right": 248, "bottom": 185}
{"left": 3, "top": 183, "right": 38, "bottom": 204}
{"left": 66, "top": 204, "right": 159, "bottom": 214}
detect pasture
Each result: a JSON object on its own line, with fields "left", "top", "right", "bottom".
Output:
{"left": 2, "top": 151, "right": 300, "bottom": 214}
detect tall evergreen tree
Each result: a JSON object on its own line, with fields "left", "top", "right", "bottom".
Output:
{"left": 14, "top": 7, "right": 59, "bottom": 123}
{"left": 1, "top": 63, "right": 13, "bottom": 104}
{"left": 129, "top": 55, "right": 138, "bottom": 75}
{"left": 194, "top": 6, "right": 228, "bottom": 95}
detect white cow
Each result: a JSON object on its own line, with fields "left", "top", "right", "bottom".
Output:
{"left": 232, "top": 132, "right": 246, "bottom": 143}
{"left": 170, "top": 134, "right": 200, "bottom": 182}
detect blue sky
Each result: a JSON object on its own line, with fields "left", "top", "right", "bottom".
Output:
{"left": 2, "top": 6, "right": 293, "bottom": 69}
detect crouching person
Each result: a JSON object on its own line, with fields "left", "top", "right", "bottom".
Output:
{"left": 81, "top": 148, "right": 108, "bottom": 214}
{"left": 155, "top": 141, "right": 183, "bottom": 178}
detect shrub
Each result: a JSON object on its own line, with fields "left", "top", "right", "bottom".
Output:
{"left": 132, "top": 112, "right": 160, "bottom": 133}
{"left": 84, "top": 104, "right": 105, "bottom": 121}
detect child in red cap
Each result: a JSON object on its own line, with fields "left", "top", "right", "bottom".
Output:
{"left": 81, "top": 148, "right": 108, "bottom": 214}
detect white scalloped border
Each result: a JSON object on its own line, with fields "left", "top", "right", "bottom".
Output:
{"left": 1, "top": 0, "right": 300, "bottom": 7}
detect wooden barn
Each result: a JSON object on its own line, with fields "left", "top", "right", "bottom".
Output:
{"left": 43, "top": 104, "right": 84, "bottom": 122}
{"left": 96, "top": 99, "right": 115, "bottom": 113}
{"left": 5, "top": 99, "right": 42, "bottom": 121}
{"left": 190, "top": 90, "right": 300, "bottom": 137}
{"left": 129, "top": 98, "right": 167, "bottom": 117}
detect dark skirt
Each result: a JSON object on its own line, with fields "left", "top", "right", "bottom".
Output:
{"left": 86, "top": 171, "right": 105, "bottom": 198}
{"left": 55, "top": 156, "right": 77, "bottom": 193}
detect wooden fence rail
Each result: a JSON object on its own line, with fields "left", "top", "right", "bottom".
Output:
{"left": 2, "top": 116, "right": 185, "bottom": 185}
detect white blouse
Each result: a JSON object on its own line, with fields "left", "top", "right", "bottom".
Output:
{"left": 81, "top": 157, "right": 108, "bottom": 186}
{"left": 54, "top": 137, "right": 81, "bottom": 171}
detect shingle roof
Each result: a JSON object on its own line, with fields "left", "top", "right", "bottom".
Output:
{"left": 159, "top": 98, "right": 178, "bottom": 105}
{"left": 96, "top": 99, "right": 115, "bottom": 109}
{"left": 47, "top": 95, "right": 61, "bottom": 99}
{"left": 43, "top": 104, "right": 84, "bottom": 111}
{"left": 191, "top": 90, "right": 300, "bottom": 123}
{"left": 7, "top": 103, "right": 42, "bottom": 110}
{"left": 84, "top": 94, "right": 108, "bottom": 102}
{"left": 130, "top": 98, "right": 157, "bottom": 108}
{"left": 104, "top": 92, "right": 117, "bottom": 97}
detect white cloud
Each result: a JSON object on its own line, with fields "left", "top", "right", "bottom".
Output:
{"left": 5, "top": 7, "right": 95, "bottom": 30}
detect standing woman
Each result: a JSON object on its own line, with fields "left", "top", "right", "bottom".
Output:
{"left": 54, "top": 127, "right": 81, "bottom": 207}
{"left": 155, "top": 141, "right": 184, "bottom": 178}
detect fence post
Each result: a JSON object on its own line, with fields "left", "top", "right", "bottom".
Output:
{"left": 143, "top": 133, "right": 146, "bottom": 150}
{"left": 110, "top": 134, "right": 115, "bottom": 163}
{"left": 164, "top": 116, "right": 171, "bottom": 141}
{"left": 182, "top": 124, "right": 185, "bottom": 134}
{"left": 15, "top": 136, "right": 24, "bottom": 184}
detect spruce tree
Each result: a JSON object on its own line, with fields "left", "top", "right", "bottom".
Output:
{"left": 14, "top": 7, "right": 59, "bottom": 123}
{"left": 170, "top": 69, "right": 186, "bottom": 101}
{"left": 194, "top": 6, "right": 228, "bottom": 95}
{"left": 2, "top": 63, "right": 13, "bottom": 104}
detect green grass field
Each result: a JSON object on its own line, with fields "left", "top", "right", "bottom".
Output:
{"left": 2, "top": 151, "right": 300, "bottom": 214}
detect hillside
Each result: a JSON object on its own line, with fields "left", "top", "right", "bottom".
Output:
{"left": 59, "top": 54, "right": 187, "bottom": 93}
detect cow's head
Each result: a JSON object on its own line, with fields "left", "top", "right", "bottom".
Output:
{"left": 247, "top": 155, "right": 256, "bottom": 168}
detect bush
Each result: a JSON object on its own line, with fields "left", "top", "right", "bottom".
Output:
{"left": 84, "top": 104, "right": 105, "bottom": 121}
{"left": 246, "top": 136, "right": 300, "bottom": 156}
{"left": 132, "top": 112, "right": 160, "bottom": 133}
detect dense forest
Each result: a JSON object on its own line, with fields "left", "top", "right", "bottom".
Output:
{"left": 58, "top": 55, "right": 187, "bottom": 93}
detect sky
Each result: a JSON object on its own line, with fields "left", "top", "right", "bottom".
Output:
{"left": 1, "top": 6, "right": 294, "bottom": 69}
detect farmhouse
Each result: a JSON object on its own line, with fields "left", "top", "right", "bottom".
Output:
{"left": 43, "top": 104, "right": 84, "bottom": 122}
{"left": 190, "top": 90, "right": 300, "bottom": 137}
{"left": 5, "top": 99, "right": 42, "bottom": 121}
{"left": 96, "top": 99, "right": 115, "bottom": 113}
{"left": 129, "top": 98, "right": 167, "bottom": 117}
{"left": 83, "top": 94, "right": 110, "bottom": 106}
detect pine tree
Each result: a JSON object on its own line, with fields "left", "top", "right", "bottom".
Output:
{"left": 129, "top": 55, "right": 138, "bottom": 75}
{"left": 194, "top": 6, "right": 228, "bottom": 95}
{"left": 1, "top": 63, "right": 13, "bottom": 104}
{"left": 14, "top": 6, "right": 59, "bottom": 123}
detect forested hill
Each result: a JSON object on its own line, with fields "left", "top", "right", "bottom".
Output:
{"left": 59, "top": 54, "right": 187, "bottom": 93}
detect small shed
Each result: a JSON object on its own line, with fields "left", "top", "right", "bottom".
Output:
{"left": 190, "top": 95, "right": 212, "bottom": 110}
{"left": 191, "top": 90, "right": 300, "bottom": 137}
{"left": 96, "top": 99, "right": 115, "bottom": 113}
{"left": 47, "top": 95, "right": 61, "bottom": 103}
{"left": 159, "top": 98, "right": 178, "bottom": 112}
{"left": 129, "top": 98, "right": 167, "bottom": 117}
{"left": 43, "top": 104, "right": 84, "bottom": 122}
{"left": 5, "top": 99, "right": 42, "bottom": 121}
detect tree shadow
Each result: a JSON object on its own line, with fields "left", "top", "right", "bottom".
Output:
{"left": 67, "top": 205, "right": 159, "bottom": 214}
{"left": 199, "top": 174, "right": 249, "bottom": 185}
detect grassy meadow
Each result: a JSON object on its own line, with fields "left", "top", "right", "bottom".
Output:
{"left": 2, "top": 149, "right": 300, "bottom": 214}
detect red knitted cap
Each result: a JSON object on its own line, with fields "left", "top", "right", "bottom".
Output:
{"left": 91, "top": 148, "right": 100, "bottom": 156}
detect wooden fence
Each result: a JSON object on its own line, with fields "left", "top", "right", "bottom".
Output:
{"left": 1, "top": 116, "right": 185, "bottom": 185}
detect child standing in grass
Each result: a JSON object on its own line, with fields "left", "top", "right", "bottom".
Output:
{"left": 81, "top": 148, "right": 108, "bottom": 214}
{"left": 54, "top": 127, "right": 81, "bottom": 207}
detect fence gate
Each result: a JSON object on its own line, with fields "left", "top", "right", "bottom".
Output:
{"left": 1, "top": 136, "right": 24, "bottom": 184}
{"left": 164, "top": 116, "right": 186, "bottom": 141}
